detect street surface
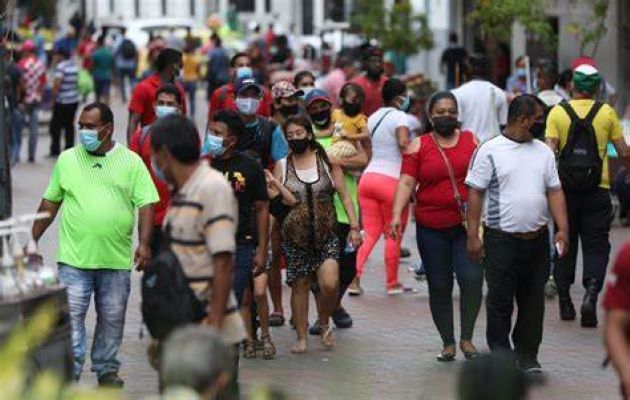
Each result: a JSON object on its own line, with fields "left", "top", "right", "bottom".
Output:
{"left": 12, "top": 94, "right": 626, "bottom": 399}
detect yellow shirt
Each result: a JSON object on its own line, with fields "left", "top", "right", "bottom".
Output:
{"left": 182, "top": 53, "right": 200, "bottom": 81}
{"left": 546, "top": 99, "right": 623, "bottom": 189}
{"left": 331, "top": 109, "right": 368, "bottom": 140}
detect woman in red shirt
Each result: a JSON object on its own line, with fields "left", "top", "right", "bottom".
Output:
{"left": 391, "top": 91, "right": 483, "bottom": 361}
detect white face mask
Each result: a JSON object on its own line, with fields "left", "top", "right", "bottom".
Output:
{"left": 155, "top": 105, "right": 178, "bottom": 119}
{"left": 235, "top": 97, "right": 260, "bottom": 116}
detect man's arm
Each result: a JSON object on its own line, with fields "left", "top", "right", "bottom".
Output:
{"left": 546, "top": 137, "right": 559, "bottom": 154}
{"left": 466, "top": 188, "right": 485, "bottom": 262}
{"left": 208, "top": 252, "right": 233, "bottom": 329}
{"left": 606, "top": 310, "right": 630, "bottom": 396}
{"left": 253, "top": 200, "right": 269, "bottom": 275}
{"left": 51, "top": 78, "right": 61, "bottom": 104}
{"left": 134, "top": 205, "right": 154, "bottom": 271}
{"left": 547, "top": 189, "right": 569, "bottom": 256}
{"left": 31, "top": 199, "right": 61, "bottom": 242}
{"left": 127, "top": 112, "right": 142, "bottom": 145}
{"left": 613, "top": 138, "right": 629, "bottom": 160}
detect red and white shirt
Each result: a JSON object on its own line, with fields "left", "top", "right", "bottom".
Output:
{"left": 18, "top": 55, "right": 46, "bottom": 104}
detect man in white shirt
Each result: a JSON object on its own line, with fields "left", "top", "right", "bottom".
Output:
{"left": 465, "top": 95, "right": 569, "bottom": 373}
{"left": 452, "top": 54, "right": 508, "bottom": 142}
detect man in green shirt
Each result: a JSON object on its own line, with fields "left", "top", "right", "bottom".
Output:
{"left": 32, "top": 102, "right": 158, "bottom": 387}
{"left": 90, "top": 36, "right": 114, "bottom": 104}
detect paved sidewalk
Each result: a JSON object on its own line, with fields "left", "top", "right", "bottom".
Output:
{"left": 11, "top": 96, "right": 625, "bottom": 399}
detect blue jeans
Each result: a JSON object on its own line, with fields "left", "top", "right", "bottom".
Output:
{"left": 24, "top": 103, "right": 39, "bottom": 161}
{"left": 10, "top": 107, "right": 24, "bottom": 165}
{"left": 118, "top": 67, "right": 137, "bottom": 103}
{"left": 232, "top": 244, "right": 255, "bottom": 306}
{"left": 183, "top": 80, "right": 197, "bottom": 119}
{"left": 416, "top": 224, "right": 483, "bottom": 346}
{"left": 58, "top": 264, "right": 131, "bottom": 380}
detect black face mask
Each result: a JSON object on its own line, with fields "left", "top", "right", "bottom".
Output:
{"left": 342, "top": 102, "right": 362, "bottom": 117}
{"left": 288, "top": 138, "right": 310, "bottom": 154}
{"left": 366, "top": 67, "right": 383, "bottom": 80}
{"left": 530, "top": 121, "right": 545, "bottom": 139}
{"left": 432, "top": 116, "right": 459, "bottom": 137}
{"left": 280, "top": 104, "right": 299, "bottom": 117}
{"left": 309, "top": 109, "right": 331, "bottom": 127}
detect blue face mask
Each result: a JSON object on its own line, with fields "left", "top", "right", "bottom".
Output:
{"left": 155, "top": 105, "right": 178, "bottom": 119}
{"left": 236, "top": 67, "right": 253, "bottom": 79}
{"left": 201, "top": 132, "right": 225, "bottom": 157}
{"left": 151, "top": 156, "right": 167, "bottom": 182}
{"left": 79, "top": 128, "right": 103, "bottom": 152}
{"left": 516, "top": 68, "right": 527, "bottom": 78}
{"left": 399, "top": 95, "right": 411, "bottom": 112}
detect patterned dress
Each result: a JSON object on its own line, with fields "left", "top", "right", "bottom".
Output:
{"left": 281, "top": 154, "right": 339, "bottom": 286}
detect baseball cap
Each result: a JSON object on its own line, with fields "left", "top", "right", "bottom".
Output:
{"left": 571, "top": 56, "right": 597, "bottom": 71}
{"left": 234, "top": 77, "right": 262, "bottom": 96}
{"left": 22, "top": 40, "right": 35, "bottom": 52}
{"left": 304, "top": 88, "right": 331, "bottom": 107}
{"left": 271, "top": 81, "right": 303, "bottom": 99}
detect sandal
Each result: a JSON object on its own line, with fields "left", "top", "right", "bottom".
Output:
{"left": 320, "top": 323, "right": 335, "bottom": 349}
{"left": 460, "top": 341, "right": 479, "bottom": 360}
{"left": 269, "top": 312, "right": 285, "bottom": 327}
{"left": 437, "top": 346, "right": 456, "bottom": 362}
{"left": 261, "top": 334, "right": 276, "bottom": 360}
{"left": 243, "top": 339, "right": 257, "bottom": 359}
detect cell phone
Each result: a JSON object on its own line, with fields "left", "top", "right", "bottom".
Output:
{"left": 555, "top": 242, "right": 564, "bottom": 256}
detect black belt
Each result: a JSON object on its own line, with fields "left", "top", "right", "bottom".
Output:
{"left": 485, "top": 225, "right": 547, "bottom": 240}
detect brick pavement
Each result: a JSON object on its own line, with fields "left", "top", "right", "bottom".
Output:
{"left": 11, "top": 97, "right": 626, "bottom": 399}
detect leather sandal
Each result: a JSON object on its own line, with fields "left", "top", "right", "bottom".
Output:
{"left": 437, "top": 346, "right": 456, "bottom": 362}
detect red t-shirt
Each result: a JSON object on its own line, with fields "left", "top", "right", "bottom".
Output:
{"left": 603, "top": 243, "right": 630, "bottom": 311}
{"left": 128, "top": 74, "right": 187, "bottom": 127}
{"left": 208, "top": 82, "right": 273, "bottom": 120}
{"left": 401, "top": 131, "right": 477, "bottom": 229}
{"left": 129, "top": 125, "right": 170, "bottom": 227}
{"left": 351, "top": 74, "right": 388, "bottom": 117}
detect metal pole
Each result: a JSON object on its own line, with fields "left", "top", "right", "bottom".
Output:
{"left": 0, "top": 0, "right": 12, "bottom": 219}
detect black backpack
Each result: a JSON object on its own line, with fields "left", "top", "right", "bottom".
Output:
{"left": 557, "top": 101, "right": 604, "bottom": 193}
{"left": 242, "top": 118, "right": 275, "bottom": 168}
{"left": 120, "top": 39, "right": 137, "bottom": 60}
{"left": 141, "top": 229, "right": 207, "bottom": 340}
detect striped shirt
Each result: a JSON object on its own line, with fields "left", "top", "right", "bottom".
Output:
{"left": 163, "top": 161, "right": 244, "bottom": 344}
{"left": 54, "top": 59, "right": 79, "bottom": 104}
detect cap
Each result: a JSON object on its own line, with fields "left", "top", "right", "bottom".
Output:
{"left": 271, "top": 81, "right": 303, "bottom": 99}
{"left": 22, "top": 40, "right": 35, "bottom": 52}
{"left": 304, "top": 88, "right": 331, "bottom": 107}
{"left": 572, "top": 56, "right": 597, "bottom": 71}
{"left": 234, "top": 77, "right": 262, "bottom": 96}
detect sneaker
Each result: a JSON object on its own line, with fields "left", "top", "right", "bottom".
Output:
{"left": 332, "top": 307, "right": 353, "bottom": 329}
{"left": 559, "top": 295, "right": 576, "bottom": 321}
{"left": 544, "top": 278, "right": 558, "bottom": 299}
{"left": 519, "top": 359, "right": 543, "bottom": 374}
{"left": 400, "top": 247, "right": 411, "bottom": 259}
{"left": 308, "top": 321, "right": 322, "bottom": 336}
{"left": 413, "top": 261, "right": 426, "bottom": 281}
{"left": 98, "top": 372, "right": 124, "bottom": 388}
{"left": 386, "top": 284, "right": 405, "bottom": 295}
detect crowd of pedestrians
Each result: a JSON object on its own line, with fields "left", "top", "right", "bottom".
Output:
{"left": 5, "top": 21, "right": 628, "bottom": 399}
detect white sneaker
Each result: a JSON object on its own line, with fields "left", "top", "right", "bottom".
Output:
{"left": 386, "top": 285, "right": 404, "bottom": 295}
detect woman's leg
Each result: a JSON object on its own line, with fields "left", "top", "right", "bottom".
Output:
{"left": 254, "top": 273, "right": 270, "bottom": 338}
{"left": 453, "top": 227, "right": 483, "bottom": 343}
{"left": 268, "top": 219, "right": 284, "bottom": 319}
{"left": 356, "top": 174, "right": 385, "bottom": 278}
{"left": 290, "top": 277, "right": 310, "bottom": 353}
{"left": 382, "top": 196, "right": 408, "bottom": 289}
{"left": 317, "top": 258, "right": 340, "bottom": 347}
{"left": 417, "top": 224, "right": 456, "bottom": 347}
{"left": 241, "top": 286, "right": 253, "bottom": 341}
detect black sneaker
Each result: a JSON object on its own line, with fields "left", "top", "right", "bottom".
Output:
{"left": 308, "top": 321, "right": 322, "bottom": 336}
{"left": 98, "top": 372, "right": 124, "bottom": 388}
{"left": 400, "top": 247, "right": 411, "bottom": 259}
{"left": 332, "top": 307, "right": 353, "bottom": 329}
{"left": 581, "top": 292, "right": 598, "bottom": 328}
{"left": 519, "top": 359, "right": 542, "bottom": 374}
{"left": 559, "top": 295, "right": 576, "bottom": 321}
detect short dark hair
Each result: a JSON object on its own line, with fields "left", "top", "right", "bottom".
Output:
{"left": 340, "top": 82, "right": 365, "bottom": 102}
{"left": 150, "top": 114, "right": 200, "bottom": 164}
{"left": 427, "top": 91, "right": 458, "bottom": 114}
{"left": 466, "top": 53, "right": 490, "bottom": 79}
{"left": 382, "top": 78, "right": 407, "bottom": 105}
{"left": 558, "top": 68, "right": 573, "bottom": 88}
{"left": 449, "top": 32, "right": 458, "bottom": 43}
{"left": 212, "top": 109, "right": 246, "bottom": 141}
{"left": 211, "top": 33, "right": 222, "bottom": 48}
{"left": 538, "top": 63, "right": 558, "bottom": 86}
{"left": 230, "top": 52, "right": 249, "bottom": 68}
{"left": 82, "top": 102, "right": 113, "bottom": 126}
{"left": 293, "top": 71, "right": 315, "bottom": 87}
{"left": 155, "top": 83, "right": 183, "bottom": 104}
{"left": 507, "top": 94, "right": 543, "bottom": 124}
{"left": 156, "top": 48, "right": 182, "bottom": 73}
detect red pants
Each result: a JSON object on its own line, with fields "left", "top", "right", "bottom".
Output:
{"left": 356, "top": 173, "right": 408, "bottom": 289}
